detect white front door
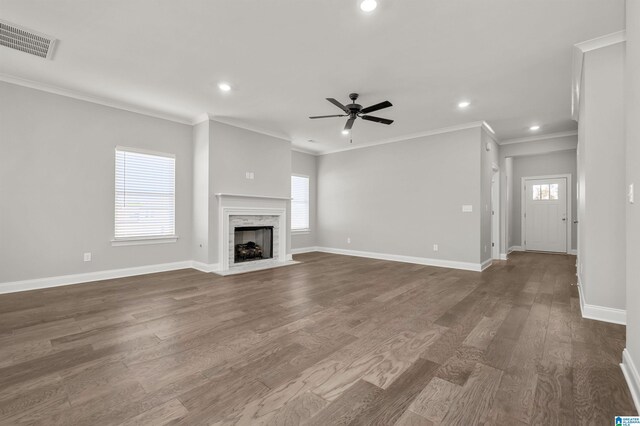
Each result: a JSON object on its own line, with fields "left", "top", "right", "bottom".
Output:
{"left": 524, "top": 177, "right": 567, "bottom": 253}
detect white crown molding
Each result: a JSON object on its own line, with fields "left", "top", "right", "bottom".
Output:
{"left": 316, "top": 121, "right": 485, "bottom": 155}
{"left": 572, "top": 31, "right": 626, "bottom": 121}
{"left": 203, "top": 115, "right": 291, "bottom": 142}
{"left": 0, "top": 73, "right": 193, "bottom": 125}
{"left": 621, "top": 348, "right": 640, "bottom": 412}
{"left": 315, "top": 246, "right": 486, "bottom": 272}
{"left": 499, "top": 130, "right": 578, "bottom": 146}
{"left": 291, "top": 146, "right": 320, "bottom": 156}
{"left": 481, "top": 121, "right": 500, "bottom": 143}
{"left": 575, "top": 30, "right": 626, "bottom": 53}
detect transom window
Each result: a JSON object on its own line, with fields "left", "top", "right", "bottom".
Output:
{"left": 532, "top": 183, "right": 559, "bottom": 201}
{"left": 114, "top": 147, "right": 176, "bottom": 240}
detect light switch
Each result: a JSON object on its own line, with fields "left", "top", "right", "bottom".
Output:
{"left": 462, "top": 205, "right": 473, "bottom": 212}
{"left": 83, "top": 252, "right": 91, "bottom": 262}
{"left": 245, "top": 172, "right": 255, "bottom": 180}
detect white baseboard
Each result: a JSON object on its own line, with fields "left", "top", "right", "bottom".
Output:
{"left": 286, "top": 254, "right": 293, "bottom": 261}
{"left": 621, "top": 348, "right": 640, "bottom": 412}
{"left": 481, "top": 259, "right": 493, "bottom": 271}
{"left": 509, "top": 245, "right": 523, "bottom": 252}
{"left": 190, "top": 261, "right": 220, "bottom": 273}
{"left": 0, "top": 260, "right": 194, "bottom": 295}
{"left": 315, "top": 246, "right": 485, "bottom": 272}
{"left": 568, "top": 249, "right": 578, "bottom": 255}
{"left": 577, "top": 283, "right": 626, "bottom": 325}
{"left": 499, "top": 253, "right": 508, "bottom": 260}
{"left": 290, "top": 246, "right": 320, "bottom": 254}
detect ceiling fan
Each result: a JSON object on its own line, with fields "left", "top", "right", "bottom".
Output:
{"left": 309, "top": 93, "right": 394, "bottom": 132}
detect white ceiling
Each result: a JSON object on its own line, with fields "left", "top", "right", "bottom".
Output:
{"left": 0, "top": 0, "right": 625, "bottom": 154}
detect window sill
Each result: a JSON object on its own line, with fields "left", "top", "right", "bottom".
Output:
{"left": 111, "top": 235, "right": 179, "bottom": 246}
{"left": 291, "top": 229, "right": 311, "bottom": 235}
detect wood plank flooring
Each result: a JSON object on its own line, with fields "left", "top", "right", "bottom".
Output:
{"left": 0, "top": 252, "right": 636, "bottom": 425}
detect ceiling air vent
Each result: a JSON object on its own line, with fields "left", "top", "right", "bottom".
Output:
{"left": 0, "top": 20, "right": 56, "bottom": 59}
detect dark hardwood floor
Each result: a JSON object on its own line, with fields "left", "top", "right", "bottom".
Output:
{"left": 0, "top": 252, "right": 636, "bottom": 425}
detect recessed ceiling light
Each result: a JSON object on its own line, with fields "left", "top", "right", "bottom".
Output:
{"left": 218, "top": 82, "right": 232, "bottom": 92}
{"left": 360, "top": 0, "right": 377, "bottom": 12}
{"left": 342, "top": 130, "right": 350, "bottom": 135}
{"left": 529, "top": 125, "right": 540, "bottom": 131}
{"left": 458, "top": 101, "right": 471, "bottom": 108}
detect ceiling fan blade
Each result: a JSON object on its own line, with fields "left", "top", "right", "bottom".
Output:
{"left": 361, "top": 115, "right": 394, "bottom": 125}
{"left": 326, "top": 98, "right": 350, "bottom": 114}
{"left": 361, "top": 100, "right": 393, "bottom": 114}
{"left": 344, "top": 117, "right": 356, "bottom": 131}
{"left": 309, "top": 114, "right": 347, "bottom": 119}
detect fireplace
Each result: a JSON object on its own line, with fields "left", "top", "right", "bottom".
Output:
{"left": 234, "top": 226, "right": 273, "bottom": 263}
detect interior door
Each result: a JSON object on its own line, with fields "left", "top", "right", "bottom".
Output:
{"left": 524, "top": 177, "right": 567, "bottom": 253}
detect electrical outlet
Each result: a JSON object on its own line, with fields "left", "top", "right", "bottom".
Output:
{"left": 433, "top": 244, "right": 439, "bottom": 251}
{"left": 462, "top": 205, "right": 473, "bottom": 212}
{"left": 347, "top": 237, "right": 351, "bottom": 244}
{"left": 83, "top": 252, "right": 91, "bottom": 262}
{"left": 245, "top": 171, "right": 255, "bottom": 180}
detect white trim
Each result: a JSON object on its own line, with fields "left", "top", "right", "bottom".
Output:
{"left": 314, "top": 247, "right": 485, "bottom": 272}
{"left": 111, "top": 236, "right": 178, "bottom": 246}
{"left": 0, "top": 261, "right": 194, "bottom": 295}
{"left": 315, "top": 121, "right": 485, "bottom": 155}
{"left": 521, "top": 174, "right": 572, "bottom": 255}
{"left": 499, "top": 253, "right": 508, "bottom": 260}
{"left": 0, "top": 73, "right": 193, "bottom": 125}
{"left": 291, "top": 146, "right": 320, "bottom": 156}
{"left": 291, "top": 246, "right": 320, "bottom": 254}
{"left": 215, "top": 193, "right": 291, "bottom": 200}
{"left": 568, "top": 249, "right": 577, "bottom": 255}
{"left": 195, "top": 115, "right": 291, "bottom": 142}
{"left": 481, "top": 259, "right": 493, "bottom": 271}
{"left": 621, "top": 349, "right": 640, "bottom": 412}
{"left": 574, "top": 30, "right": 626, "bottom": 53}
{"left": 577, "top": 284, "right": 626, "bottom": 325}
{"left": 499, "top": 131, "right": 578, "bottom": 146}
{"left": 572, "top": 31, "right": 626, "bottom": 121}
{"left": 509, "top": 245, "right": 523, "bottom": 252}
{"left": 190, "top": 261, "right": 220, "bottom": 273}
{"left": 115, "top": 145, "right": 176, "bottom": 159}
{"left": 482, "top": 122, "right": 499, "bottom": 143}
{"left": 291, "top": 229, "right": 310, "bottom": 235}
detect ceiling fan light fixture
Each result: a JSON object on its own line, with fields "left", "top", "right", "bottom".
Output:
{"left": 360, "top": 0, "right": 377, "bottom": 12}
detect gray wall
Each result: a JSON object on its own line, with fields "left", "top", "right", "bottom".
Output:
{"left": 317, "top": 127, "right": 484, "bottom": 265}
{"left": 0, "top": 82, "right": 193, "bottom": 282}
{"left": 577, "top": 42, "right": 626, "bottom": 311}
{"left": 510, "top": 149, "right": 578, "bottom": 251}
{"left": 626, "top": 0, "right": 640, "bottom": 375}
{"left": 207, "top": 120, "right": 292, "bottom": 264}
{"left": 291, "top": 151, "right": 317, "bottom": 249}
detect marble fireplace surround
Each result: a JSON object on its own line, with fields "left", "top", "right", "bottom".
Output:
{"left": 216, "top": 193, "right": 293, "bottom": 275}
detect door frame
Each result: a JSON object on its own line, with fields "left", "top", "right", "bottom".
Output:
{"left": 521, "top": 173, "right": 572, "bottom": 254}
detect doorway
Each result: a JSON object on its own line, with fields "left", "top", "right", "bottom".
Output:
{"left": 522, "top": 175, "right": 570, "bottom": 253}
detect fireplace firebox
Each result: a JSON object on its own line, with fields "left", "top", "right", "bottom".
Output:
{"left": 234, "top": 226, "right": 273, "bottom": 263}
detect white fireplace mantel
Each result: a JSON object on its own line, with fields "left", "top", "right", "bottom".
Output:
{"left": 217, "top": 194, "right": 289, "bottom": 274}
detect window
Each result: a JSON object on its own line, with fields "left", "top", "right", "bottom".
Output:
{"left": 114, "top": 147, "right": 176, "bottom": 243}
{"left": 291, "top": 175, "right": 310, "bottom": 231}
{"left": 532, "top": 183, "right": 559, "bottom": 201}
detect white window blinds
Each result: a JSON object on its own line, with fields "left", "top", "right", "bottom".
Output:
{"left": 291, "top": 175, "right": 310, "bottom": 231}
{"left": 115, "top": 147, "right": 176, "bottom": 239}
